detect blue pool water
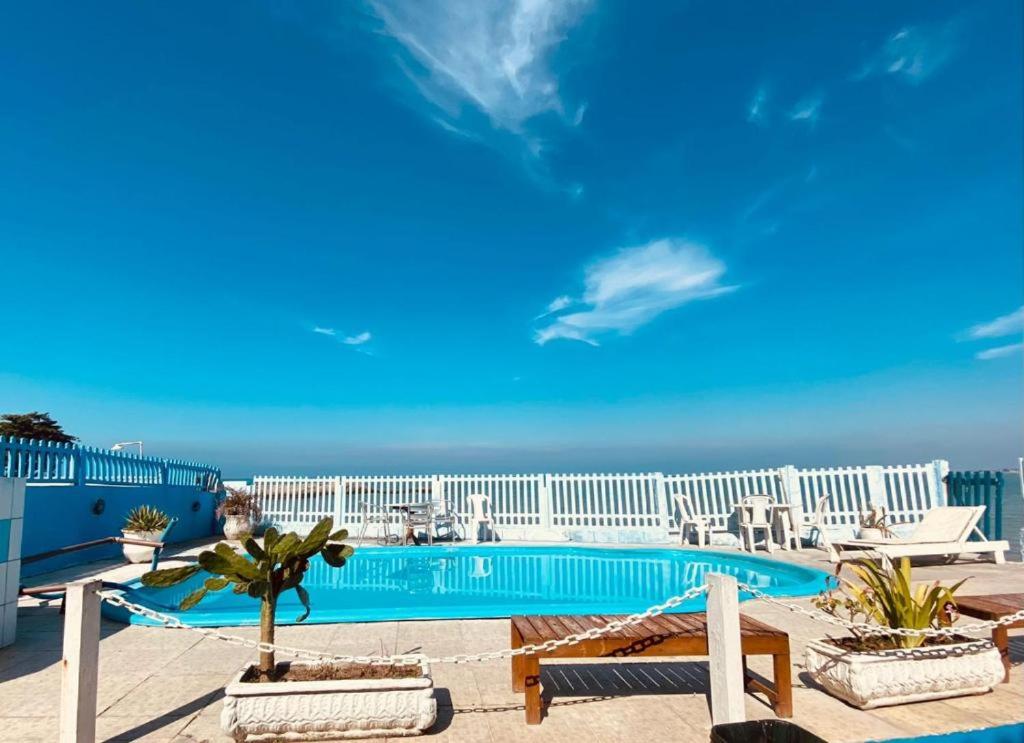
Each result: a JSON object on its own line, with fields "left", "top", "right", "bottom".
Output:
{"left": 104, "top": 545, "right": 830, "bottom": 626}
{"left": 878, "top": 724, "right": 1024, "bottom": 743}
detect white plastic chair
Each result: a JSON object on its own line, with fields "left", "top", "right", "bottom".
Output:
{"left": 775, "top": 503, "right": 803, "bottom": 551}
{"left": 672, "top": 493, "right": 724, "bottom": 547}
{"left": 356, "top": 501, "right": 392, "bottom": 546}
{"left": 739, "top": 495, "right": 775, "bottom": 554}
{"left": 468, "top": 493, "right": 496, "bottom": 543}
{"left": 809, "top": 495, "right": 837, "bottom": 559}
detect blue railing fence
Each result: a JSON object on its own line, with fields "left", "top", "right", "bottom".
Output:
{"left": 945, "top": 470, "right": 1004, "bottom": 540}
{"left": 0, "top": 435, "right": 220, "bottom": 490}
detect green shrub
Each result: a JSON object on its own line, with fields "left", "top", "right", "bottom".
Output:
{"left": 813, "top": 557, "right": 965, "bottom": 649}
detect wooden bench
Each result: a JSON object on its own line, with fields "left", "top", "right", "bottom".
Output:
{"left": 511, "top": 613, "right": 792, "bottom": 724}
{"left": 956, "top": 593, "right": 1024, "bottom": 683}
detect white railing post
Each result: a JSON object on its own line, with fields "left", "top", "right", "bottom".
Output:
{"left": 932, "top": 459, "right": 950, "bottom": 507}
{"left": 707, "top": 573, "right": 745, "bottom": 725}
{"left": 653, "top": 473, "right": 670, "bottom": 533}
{"left": 866, "top": 465, "right": 887, "bottom": 510}
{"left": 333, "top": 476, "right": 345, "bottom": 526}
{"left": 538, "top": 474, "right": 552, "bottom": 530}
{"left": 431, "top": 474, "right": 443, "bottom": 504}
{"left": 60, "top": 579, "right": 101, "bottom": 743}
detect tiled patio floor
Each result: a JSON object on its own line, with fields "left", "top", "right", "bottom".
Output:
{"left": 1, "top": 542, "right": 1021, "bottom": 742}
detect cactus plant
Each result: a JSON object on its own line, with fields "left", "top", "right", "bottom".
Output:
{"left": 141, "top": 517, "right": 353, "bottom": 681}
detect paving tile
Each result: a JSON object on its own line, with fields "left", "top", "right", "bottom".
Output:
{"left": 101, "top": 674, "right": 228, "bottom": 718}
{"left": 0, "top": 716, "right": 58, "bottom": 742}
{"left": 97, "top": 714, "right": 195, "bottom": 742}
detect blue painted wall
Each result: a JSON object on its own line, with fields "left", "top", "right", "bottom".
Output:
{"left": 20, "top": 483, "right": 218, "bottom": 577}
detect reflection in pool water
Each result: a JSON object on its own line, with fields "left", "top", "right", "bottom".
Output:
{"left": 108, "top": 545, "right": 829, "bottom": 626}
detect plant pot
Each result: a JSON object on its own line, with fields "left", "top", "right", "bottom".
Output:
{"left": 221, "top": 662, "right": 436, "bottom": 740}
{"left": 804, "top": 637, "right": 1004, "bottom": 709}
{"left": 121, "top": 530, "right": 162, "bottom": 564}
{"left": 223, "top": 514, "right": 253, "bottom": 541}
{"left": 856, "top": 527, "right": 885, "bottom": 540}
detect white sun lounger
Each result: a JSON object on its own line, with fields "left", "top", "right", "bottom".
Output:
{"left": 830, "top": 505, "right": 1008, "bottom": 566}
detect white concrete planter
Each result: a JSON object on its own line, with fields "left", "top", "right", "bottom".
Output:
{"left": 223, "top": 514, "right": 253, "bottom": 541}
{"left": 121, "top": 530, "right": 161, "bottom": 564}
{"left": 805, "top": 637, "right": 1004, "bottom": 709}
{"left": 221, "top": 662, "right": 437, "bottom": 741}
{"left": 856, "top": 527, "right": 885, "bottom": 540}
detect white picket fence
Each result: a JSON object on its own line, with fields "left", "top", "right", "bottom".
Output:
{"left": 251, "top": 460, "right": 949, "bottom": 543}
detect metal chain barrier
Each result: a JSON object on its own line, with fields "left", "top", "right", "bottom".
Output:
{"left": 97, "top": 579, "right": 1023, "bottom": 666}
{"left": 736, "top": 582, "right": 1024, "bottom": 638}
{"left": 99, "top": 583, "right": 710, "bottom": 666}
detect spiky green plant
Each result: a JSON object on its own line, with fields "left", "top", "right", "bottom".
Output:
{"left": 141, "top": 517, "right": 353, "bottom": 681}
{"left": 813, "top": 557, "right": 965, "bottom": 649}
{"left": 124, "top": 505, "right": 170, "bottom": 532}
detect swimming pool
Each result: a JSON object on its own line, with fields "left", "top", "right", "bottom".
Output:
{"left": 104, "top": 545, "right": 830, "bottom": 626}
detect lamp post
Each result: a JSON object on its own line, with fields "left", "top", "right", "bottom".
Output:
{"left": 110, "top": 441, "right": 144, "bottom": 456}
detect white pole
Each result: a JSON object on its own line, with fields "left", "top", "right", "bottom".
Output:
{"left": 707, "top": 572, "right": 745, "bottom": 725}
{"left": 60, "top": 579, "right": 101, "bottom": 743}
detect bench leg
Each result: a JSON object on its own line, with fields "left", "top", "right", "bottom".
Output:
{"left": 511, "top": 625, "right": 525, "bottom": 692}
{"left": 993, "top": 627, "right": 1010, "bottom": 683}
{"left": 524, "top": 656, "right": 542, "bottom": 724}
{"left": 772, "top": 651, "right": 793, "bottom": 718}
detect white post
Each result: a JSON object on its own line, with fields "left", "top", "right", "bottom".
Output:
{"left": 653, "top": 473, "right": 670, "bottom": 535}
{"left": 537, "top": 474, "right": 552, "bottom": 530}
{"left": 333, "top": 476, "right": 345, "bottom": 527}
{"left": 60, "top": 579, "right": 101, "bottom": 743}
{"left": 932, "top": 459, "right": 950, "bottom": 508}
{"left": 707, "top": 572, "right": 745, "bottom": 725}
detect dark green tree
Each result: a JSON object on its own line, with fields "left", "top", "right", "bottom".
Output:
{"left": 142, "top": 517, "right": 353, "bottom": 681}
{"left": 0, "top": 412, "right": 78, "bottom": 443}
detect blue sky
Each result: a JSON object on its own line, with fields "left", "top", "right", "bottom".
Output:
{"left": 1, "top": 1, "right": 1021, "bottom": 476}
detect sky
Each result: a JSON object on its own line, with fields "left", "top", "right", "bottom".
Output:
{"left": 1, "top": 1, "right": 1022, "bottom": 477}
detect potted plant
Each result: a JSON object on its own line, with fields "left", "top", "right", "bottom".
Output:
{"left": 216, "top": 486, "right": 263, "bottom": 540}
{"left": 804, "top": 558, "right": 1004, "bottom": 709}
{"left": 122, "top": 505, "right": 170, "bottom": 564}
{"left": 856, "top": 506, "right": 891, "bottom": 540}
{"left": 141, "top": 517, "right": 436, "bottom": 740}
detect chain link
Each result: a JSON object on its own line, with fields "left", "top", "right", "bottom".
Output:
{"left": 97, "top": 578, "right": 1024, "bottom": 666}
{"left": 736, "top": 582, "right": 1024, "bottom": 638}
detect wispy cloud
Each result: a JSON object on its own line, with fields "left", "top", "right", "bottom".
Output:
{"left": 976, "top": 343, "right": 1024, "bottom": 361}
{"left": 958, "top": 306, "right": 1024, "bottom": 360}
{"left": 789, "top": 94, "right": 822, "bottom": 125}
{"left": 313, "top": 326, "right": 373, "bottom": 352}
{"left": 536, "top": 295, "right": 572, "bottom": 319}
{"left": 855, "top": 21, "right": 960, "bottom": 85}
{"left": 342, "top": 331, "right": 373, "bottom": 346}
{"left": 368, "top": 0, "right": 591, "bottom": 141}
{"left": 747, "top": 86, "right": 768, "bottom": 125}
{"left": 534, "top": 239, "right": 737, "bottom": 346}
{"left": 963, "top": 306, "right": 1024, "bottom": 340}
